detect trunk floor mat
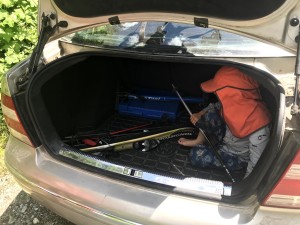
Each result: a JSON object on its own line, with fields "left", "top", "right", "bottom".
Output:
{"left": 71, "top": 113, "right": 246, "bottom": 182}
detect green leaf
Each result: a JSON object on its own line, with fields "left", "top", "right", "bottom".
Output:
{"left": 0, "top": 0, "right": 13, "bottom": 8}
{"left": 0, "top": 0, "right": 37, "bottom": 73}
{"left": 0, "top": 33, "right": 12, "bottom": 43}
{"left": 0, "top": 10, "right": 9, "bottom": 20}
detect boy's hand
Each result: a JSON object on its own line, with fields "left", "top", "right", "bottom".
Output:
{"left": 190, "top": 110, "right": 206, "bottom": 125}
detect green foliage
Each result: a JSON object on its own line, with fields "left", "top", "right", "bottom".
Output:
{"left": 0, "top": 0, "right": 38, "bottom": 77}
{"left": 71, "top": 25, "right": 119, "bottom": 47}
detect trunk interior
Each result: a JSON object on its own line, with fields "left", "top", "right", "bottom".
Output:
{"left": 26, "top": 52, "right": 282, "bottom": 198}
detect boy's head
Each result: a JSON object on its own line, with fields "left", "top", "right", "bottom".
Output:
{"left": 200, "top": 66, "right": 271, "bottom": 138}
{"left": 201, "top": 66, "right": 259, "bottom": 93}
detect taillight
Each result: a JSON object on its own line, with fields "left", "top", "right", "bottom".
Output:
{"left": 1, "top": 93, "right": 33, "bottom": 146}
{"left": 263, "top": 149, "right": 300, "bottom": 208}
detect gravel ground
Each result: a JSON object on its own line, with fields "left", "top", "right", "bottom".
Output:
{"left": 0, "top": 174, "right": 75, "bottom": 225}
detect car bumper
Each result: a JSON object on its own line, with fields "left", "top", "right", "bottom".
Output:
{"left": 5, "top": 135, "right": 300, "bottom": 225}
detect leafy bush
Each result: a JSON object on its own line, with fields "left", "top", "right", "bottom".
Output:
{"left": 0, "top": 0, "right": 38, "bottom": 77}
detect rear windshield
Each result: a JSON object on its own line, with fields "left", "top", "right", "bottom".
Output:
{"left": 62, "top": 21, "right": 293, "bottom": 57}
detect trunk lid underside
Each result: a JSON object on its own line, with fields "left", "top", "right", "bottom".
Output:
{"left": 41, "top": 0, "right": 300, "bottom": 51}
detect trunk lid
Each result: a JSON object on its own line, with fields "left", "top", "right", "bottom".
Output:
{"left": 41, "top": 0, "right": 300, "bottom": 51}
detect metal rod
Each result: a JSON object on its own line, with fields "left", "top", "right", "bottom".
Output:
{"left": 109, "top": 122, "right": 152, "bottom": 135}
{"left": 292, "top": 27, "right": 300, "bottom": 114}
{"left": 293, "top": 75, "right": 299, "bottom": 107}
{"left": 172, "top": 84, "right": 235, "bottom": 182}
{"left": 80, "top": 127, "right": 194, "bottom": 152}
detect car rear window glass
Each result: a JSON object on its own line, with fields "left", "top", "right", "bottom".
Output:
{"left": 62, "top": 21, "right": 293, "bottom": 57}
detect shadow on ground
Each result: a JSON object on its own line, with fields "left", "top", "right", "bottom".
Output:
{"left": 0, "top": 175, "right": 75, "bottom": 225}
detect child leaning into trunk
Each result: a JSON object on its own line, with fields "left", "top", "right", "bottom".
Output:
{"left": 178, "top": 66, "right": 271, "bottom": 179}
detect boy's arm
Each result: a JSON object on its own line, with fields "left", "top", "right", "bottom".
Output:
{"left": 204, "top": 102, "right": 221, "bottom": 111}
{"left": 192, "top": 102, "right": 221, "bottom": 125}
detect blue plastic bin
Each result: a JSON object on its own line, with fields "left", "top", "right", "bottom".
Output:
{"left": 118, "top": 99, "right": 180, "bottom": 120}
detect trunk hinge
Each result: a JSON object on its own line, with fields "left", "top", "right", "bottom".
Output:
{"left": 108, "top": 16, "right": 120, "bottom": 25}
{"left": 291, "top": 19, "right": 300, "bottom": 114}
{"left": 194, "top": 18, "right": 208, "bottom": 28}
{"left": 16, "top": 13, "right": 68, "bottom": 91}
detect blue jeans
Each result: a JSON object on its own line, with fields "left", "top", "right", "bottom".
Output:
{"left": 190, "top": 104, "right": 247, "bottom": 171}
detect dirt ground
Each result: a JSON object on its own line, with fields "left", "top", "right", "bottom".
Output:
{"left": 0, "top": 173, "right": 75, "bottom": 225}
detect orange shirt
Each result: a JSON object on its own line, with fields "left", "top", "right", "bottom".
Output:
{"left": 201, "top": 66, "right": 271, "bottom": 138}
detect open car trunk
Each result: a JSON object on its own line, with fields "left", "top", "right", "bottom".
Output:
{"left": 26, "top": 52, "right": 284, "bottom": 200}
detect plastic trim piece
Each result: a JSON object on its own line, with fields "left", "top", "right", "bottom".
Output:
{"left": 59, "top": 147, "right": 232, "bottom": 198}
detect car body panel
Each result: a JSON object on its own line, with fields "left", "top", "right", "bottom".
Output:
{"left": 3, "top": 1, "right": 300, "bottom": 224}
{"left": 41, "top": 0, "right": 300, "bottom": 52}
{"left": 5, "top": 135, "right": 300, "bottom": 225}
